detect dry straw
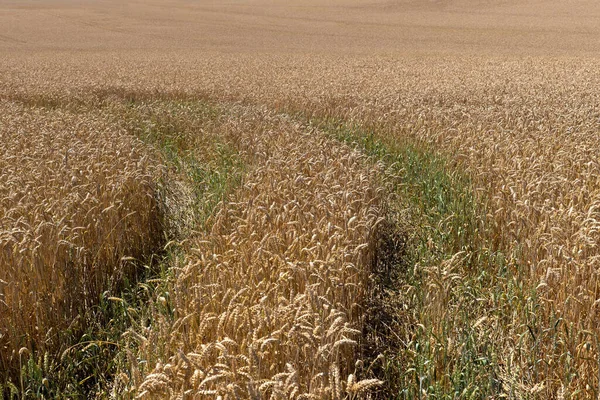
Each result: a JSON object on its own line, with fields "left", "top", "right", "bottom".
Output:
{"left": 131, "top": 111, "right": 383, "bottom": 398}
{"left": 4, "top": 50, "right": 600, "bottom": 395}
{"left": 0, "top": 100, "right": 163, "bottom": 373}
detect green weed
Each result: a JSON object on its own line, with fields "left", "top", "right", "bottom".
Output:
{"left": 311, "top": 118, "right": 536, "bottom": 399}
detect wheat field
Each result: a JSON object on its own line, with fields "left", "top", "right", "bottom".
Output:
{"left": 3, "top": 0, "right": 600, "bottom": 398}
{"left": 129, "top": 110, "right": 383, "bottom": 399}
{"left": 0, "top": 100, "right": 163, "bottom": 374}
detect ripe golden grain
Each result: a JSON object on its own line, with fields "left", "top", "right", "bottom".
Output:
{"left": 5, "top": 53, "right": 600, "bottom": 395}
{"left": 4, "top": 1, "right": 600, "bottom": 396}
{"left": 129, "top": 111, "right": 382, "bottom": 398}
{"left": 0, "top": 100, "right": 163, "bottom": 372}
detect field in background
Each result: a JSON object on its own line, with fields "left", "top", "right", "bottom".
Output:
{"left": 3, "top": 0, "right": 600, "bottom": 398}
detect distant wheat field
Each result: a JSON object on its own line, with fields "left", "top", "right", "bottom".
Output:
{"left": 3, "top": 0, "right": 600, "bottom": 398}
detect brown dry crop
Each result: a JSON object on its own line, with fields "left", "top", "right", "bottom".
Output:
{"left": 0, "top": 100, "right": 163, "bottom": 373}
{"left": 3, "top": 0, "right": 600, "bottom": 398}
{"left": 120, "top": 110, "right": 383, "bottom": 399}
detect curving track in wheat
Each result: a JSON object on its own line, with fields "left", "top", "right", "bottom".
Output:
{"left": 126, "top": 110, "right": 383, "bottom": 399}
{"left": 4, "top": 0, "right": 600, "bottom": 397}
